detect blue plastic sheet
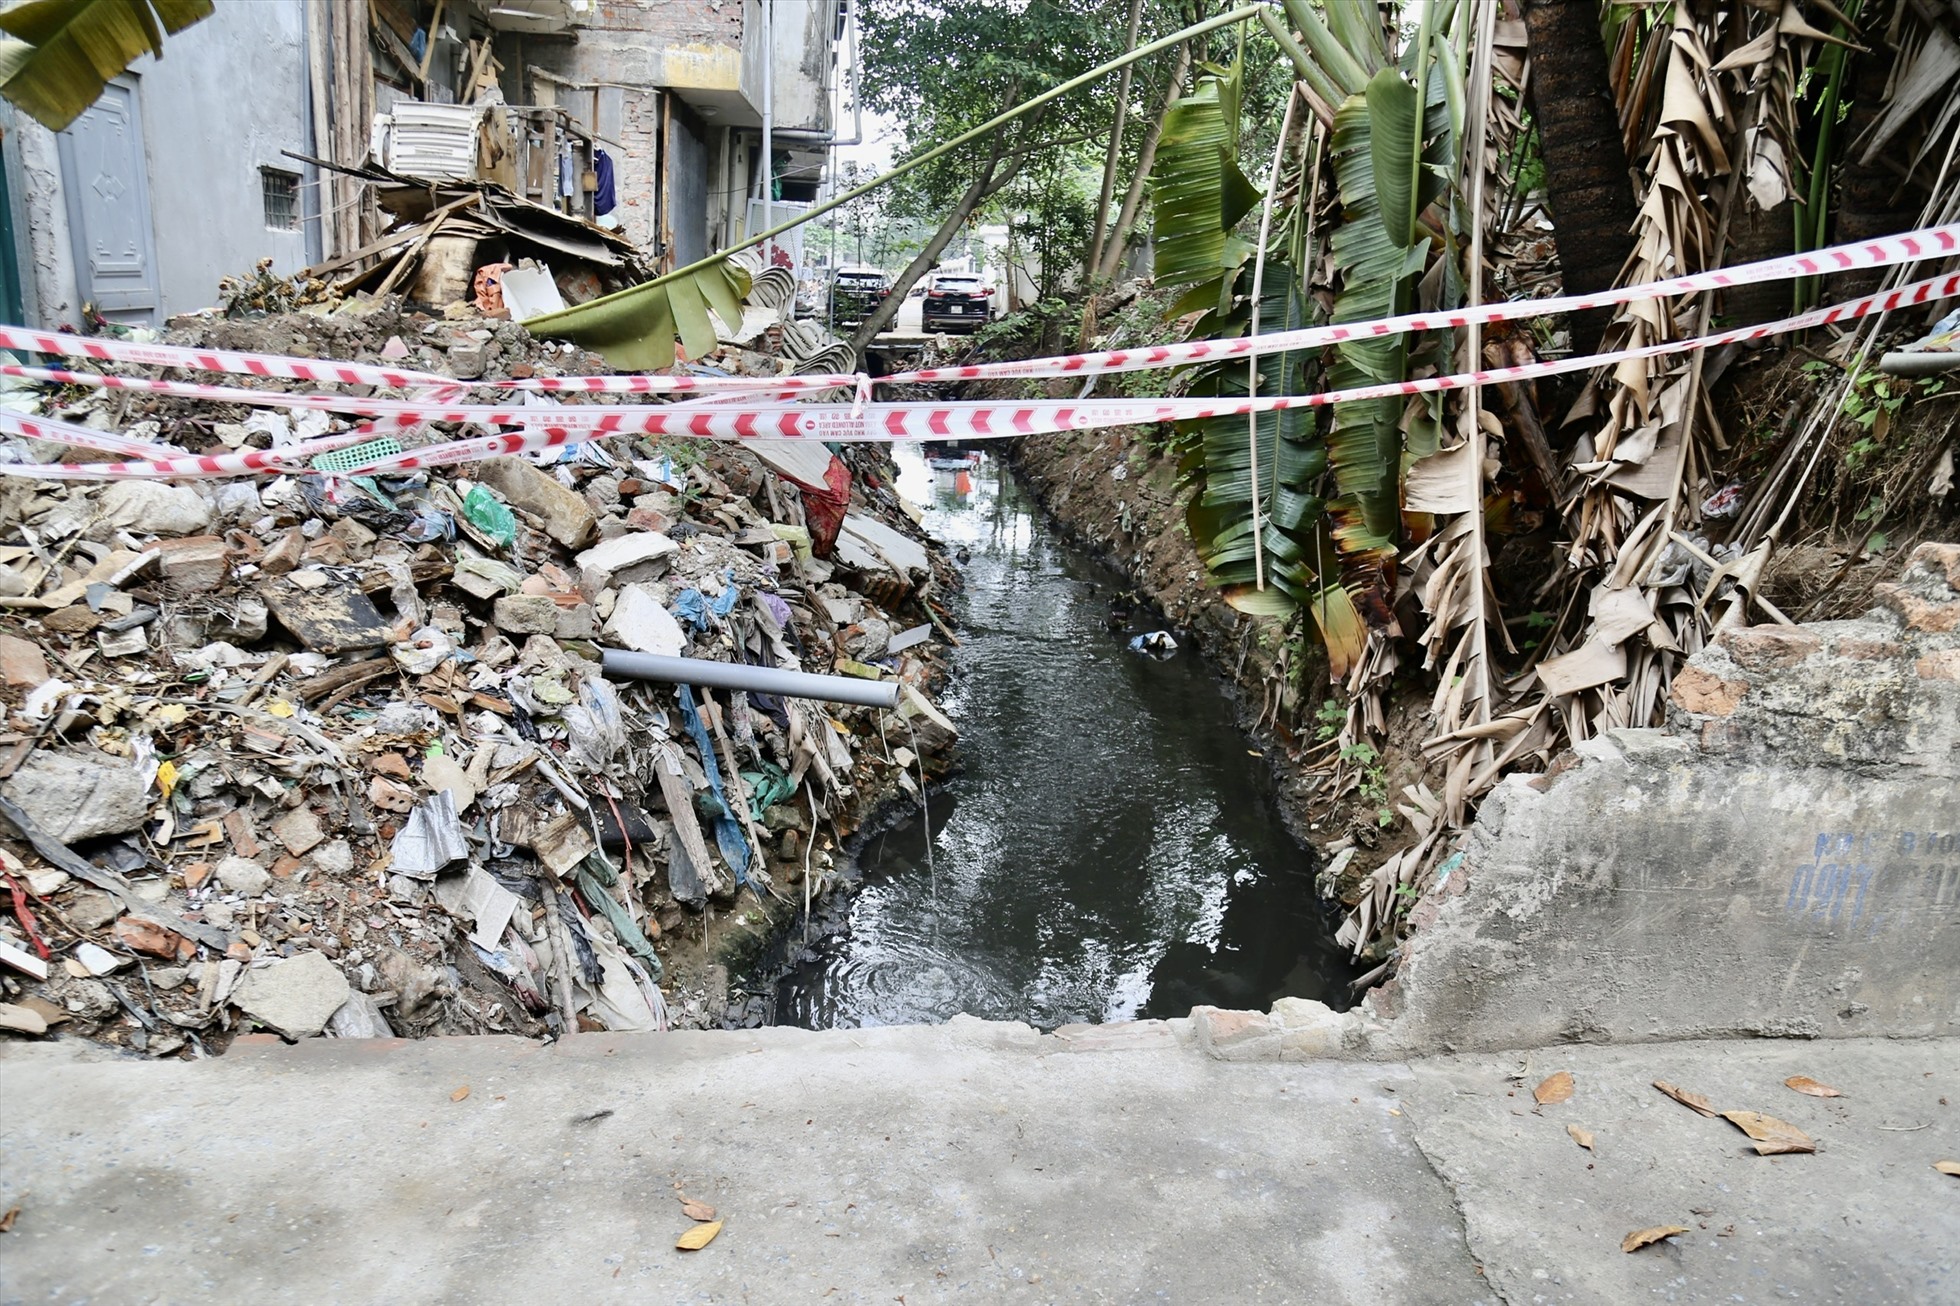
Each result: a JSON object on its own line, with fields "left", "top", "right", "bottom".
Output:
{"left": 671, "top": 572, "right": 743, "bottom": 631}
{"left": 675, "top": 683, "right": 749, "bottom": 884}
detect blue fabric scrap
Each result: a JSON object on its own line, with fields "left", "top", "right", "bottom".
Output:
{"left": 675, "top": 683, "right": 749, "bottom": 884}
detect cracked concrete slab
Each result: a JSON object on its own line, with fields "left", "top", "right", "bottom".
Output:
{"left": 0, "top": 1019, "right": 1495, "bottom": 1305}
{"left": 1400, "top": 1037, "right": 1960, "bottom": 1304}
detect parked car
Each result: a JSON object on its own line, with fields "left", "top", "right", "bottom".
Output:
{"left": 828, "top": 265, "right": 891, "bottom": 327}
{"left": 922, "top": 272, "right": 994, "bottom": 333}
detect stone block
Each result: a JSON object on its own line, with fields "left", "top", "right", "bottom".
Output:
{"left": 1716, "top": 625, "right": 1821, "bottom": 672}
{"left": 473, "top": 457, "right": 597, "bottom": 549}
{"left": 272, "top": 807, "right": 326, "bottom": 857}
{"left": 233, "top": 951, "right": 351, "bottom": 1039}
{"left": 153, "top": 535, "right": 232, "bottom": 590}
{"left": 493, "top": 594, "right": 560, "bottom": 635}
{"left": 1872, "top": 583, "right": 1960, "bottom": 633}
{"left": 553, "top": 602, "right": 600, "bottom": 640}
{"left": 215, "top": 856, "right": 272, "bottom": 896}
{"left": 1668, "top": 664, "right": 1748, "bottom": 716}
{"left": 1272, "top": 997, "right": 1352, "bottom": 1060}
{"left": 1904, "top": 540, "right": 1960, "bottom": 589}
{"left": 1, "top": 749, "right": 151, "bottom": 842}
{"left": 1915, "top": 649, "right": 1960, "bottom": 681}
{"left": 1191, "top": 1006, "right": 1281, "bottom": 1062}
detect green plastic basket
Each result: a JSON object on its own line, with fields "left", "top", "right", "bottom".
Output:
{"left": 309, "top": 438, "right": 404, "bottom": 474}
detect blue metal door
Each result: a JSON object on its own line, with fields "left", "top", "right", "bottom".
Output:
{"left": 57, "top": 77, "right": 159, "bottom": 323}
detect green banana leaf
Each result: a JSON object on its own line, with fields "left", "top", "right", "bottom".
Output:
{"left": 523, "top": 257, "right": 754, "bottom": 372}
{"left": 1150, "top": 60, "right": 1261, "bottom": 303}
{"left": 0, "top": 0, "right": 212, "bottom": 132}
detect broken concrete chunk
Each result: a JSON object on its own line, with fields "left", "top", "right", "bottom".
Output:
{"left": 215, "top": 855, "right": 272, "bottom": 896}
{"left": 575, "top": 531, "right": 676, "bottom": 588}
{"left": 96, "top": 481, "right": 213, "bottom": 537}
{"left": 262, "top": 575, "right": 394, "bottom": 653}
{"left": 605, "top": 583, "right": 686, "bottom": 656}
{"left": 153, "top": 535, "right": 233, "bottom": 590}
{"left": 474, "top": 457, "right": 597, "bottom": 549}
{"left": 233, "top": 951, "right": 351, "bottom": 1039}
{"left": 1, "top": 748, "right": 152, "bottom": 842}
{"left": 271, "top": 806, "right": 326, "bottom": 856}
{"left": 492, "top": 593, "right": 559, "bottom": 634}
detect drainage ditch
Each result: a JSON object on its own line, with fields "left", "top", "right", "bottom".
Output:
{"left": 741, "top": 449, "right": 1356, "bottom": 1029}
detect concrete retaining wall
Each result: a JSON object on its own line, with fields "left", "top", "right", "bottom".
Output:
{"left": 1373, "top": 543, "right": 1960, "bottom": 1053}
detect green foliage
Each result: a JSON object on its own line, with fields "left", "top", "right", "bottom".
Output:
{"left": 0, "top": 0, "right": 211, "bottom": 131}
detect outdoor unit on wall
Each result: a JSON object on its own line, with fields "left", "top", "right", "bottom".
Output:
{"left": 372, "top": 104, "right": 485, "bottom": 181}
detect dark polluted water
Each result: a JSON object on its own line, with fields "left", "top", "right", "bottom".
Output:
{"left": 760, "top": 449, "right": 1358, "bottom": 1029}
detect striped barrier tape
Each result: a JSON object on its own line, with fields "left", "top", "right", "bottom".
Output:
{"left": 1, "top": 222, "right": 1952, "bottom": 401}
{"left": 884, "top": 222, "right": 1960, "bottom": 383}
{"left": 4, "top": 269, "right": 1951, "bottom": 480}
{"left": 0, "top": 324, "right": 456, "bottom": 389}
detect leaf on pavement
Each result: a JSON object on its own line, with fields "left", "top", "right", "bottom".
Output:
{"left": 1935, "top": 1160, "right": 1960, "bottom": 1176}
{"left": 1784, "top": 1076, "right": 1842, "bottom": 1098}
{"left": 1721, "top": 1110, "right": 1815, "bottom": 1155}
{"left": 1533, "top": 1071, "right": 1574, "bottom": 1105}
{"left": 1622, "top": 1225, "right": 1689, "bottom": 1253}
{"left": 1653, "top": 1080, "right": 1718, "bottom": 1117}
{"left": 450, "top": 1085, "right": 470, "bottom": 1102}
{"left": 676, "top": 1219, "right": 723, "bottom": 1250}
{"left": 1567, "top": 1124, "right": 1595, "bottom": 1151}
{"left": 681, "top": 1198, "right": 717, "bottom": 1222}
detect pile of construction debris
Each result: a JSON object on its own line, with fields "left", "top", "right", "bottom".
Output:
{"left": 0, "top": 308, "right": 959, "bottom": 1052}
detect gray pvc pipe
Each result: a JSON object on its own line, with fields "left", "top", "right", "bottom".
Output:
{"left": 600, "top": 648, "right": 901, "bottom": 709}
{"left": 1878, "top": 350, "right": 1960, "bottom": 377}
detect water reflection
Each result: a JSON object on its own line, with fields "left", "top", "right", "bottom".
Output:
{"left": 767, "top": 448, "right": 1356, "bottom": 1028}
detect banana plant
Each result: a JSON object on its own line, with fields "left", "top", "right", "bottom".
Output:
{"left": 1160, "top": 0, "right": 1467, "bottom": 650}
{"left": 0, "top": 0, "right": 212, "bottom": 132}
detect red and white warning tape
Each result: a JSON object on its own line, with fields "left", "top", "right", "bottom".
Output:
{"left": 5, "top": 223, "right": 1948, "bottom": 403}
{"left": 0, "top": 324, "right": 456, "bottom": 389}
{"left": 4, "top": 269, "right": 1950, "bottom": 480}
{"left": 885, "top": 222, "right": 1960, "bottom": 383}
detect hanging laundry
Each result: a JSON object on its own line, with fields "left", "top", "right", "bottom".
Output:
{"left": 594, "top": 149, "right": 617, "bottom": 216}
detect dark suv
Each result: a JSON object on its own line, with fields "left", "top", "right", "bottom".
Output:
{"left": 922, "top": 273, "right": 993, "bottom": 333}
{"left": 828, "top": 266, "right": 891, "bottom": 328}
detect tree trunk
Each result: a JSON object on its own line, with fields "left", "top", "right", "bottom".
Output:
{"left": 1094, "top": 42, "right": 1191, "bottom": 285}
{"left": 848, "top": 144, "right": 1023, "bottom": 354}
{"left": 1087, "top": 0, "right": 1145, "bottom": 283}
{"left": 1521, "top": 0, "right": 1638, "bottom": 353}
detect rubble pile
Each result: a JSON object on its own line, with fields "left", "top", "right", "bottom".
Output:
{"left": 0, "top": 311, "right": 960, "bottom": 1051}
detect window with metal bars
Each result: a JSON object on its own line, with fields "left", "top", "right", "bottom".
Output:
{"left": 260, "top": 167, "right": 300, "bottom": 231}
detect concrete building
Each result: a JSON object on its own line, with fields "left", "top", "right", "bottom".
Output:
{"left": 0, "top": 0, "right": 844, "bottom": 328}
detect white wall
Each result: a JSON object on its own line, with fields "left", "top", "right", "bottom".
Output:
{"left": 15, "top": 0, "right": 316, "bottom": 326}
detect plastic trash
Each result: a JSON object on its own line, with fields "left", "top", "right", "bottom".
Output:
{"left": 1128, "top": 630, "right": 1179, "bottom": 658}
{"left": 461, "top": 484, "right": 517, "bottom": 548}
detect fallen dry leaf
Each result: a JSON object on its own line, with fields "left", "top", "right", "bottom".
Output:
{"left": 1534, "top": 1071, "right": 1574, "bottom": 1105}
{"left": 1622, "top": 1225, "right": 1689, "bottom": 1253}
{"left": 0, "top": 1204, "right": 18, "bottom": 1233}
{"left": 450, "top": 1085, "right": 470, "bottom": 1102}
{"left": 1721, "top": 1110, "right": 1815, "bottom": 1155}
{"left": 676, "top": 1219, "right": 723, "bottom": 1250}
{"left": 1567, "top": 1124, "right": 1596, "bottom": 1151}
{"left": 1934, "top": 1160, "right": 1960, "bottom": 1176}
{"left": 1784, "top": 1076, "right": 1842, "bottom": 1099}
{"left": 681, "top": 1199, "right": 717, "bottom": 1222}
{"left": 1653, "top": 1080, "right": 1718, "bottom": 1118}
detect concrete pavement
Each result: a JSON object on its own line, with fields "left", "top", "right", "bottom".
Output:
{"left": 1, "top": 1023, "right": 1954, "bottom": 1304}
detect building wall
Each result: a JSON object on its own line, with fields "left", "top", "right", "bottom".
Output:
{"left": 12, "top": 0, "right": 316, "bottom": 326}
{"left": 771, "top": 0, "right": 837, "bottom": 133}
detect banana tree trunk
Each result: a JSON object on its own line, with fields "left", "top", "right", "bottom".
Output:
{"left": 1521, "top": 0, "right": 1638, "bottom": 353}
{"left": 1831, "top": 38, "right": 1915, "bottom": 300}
